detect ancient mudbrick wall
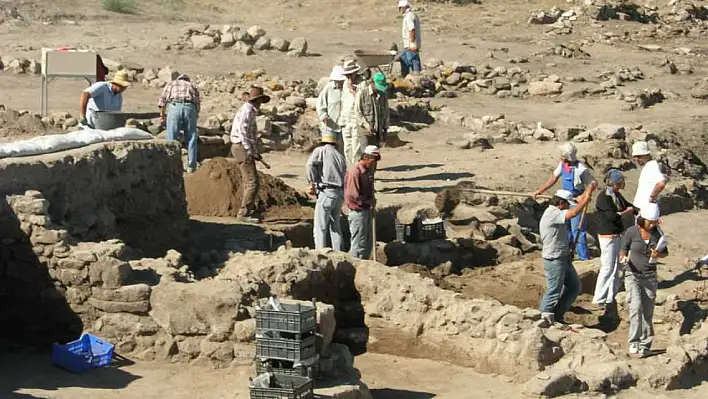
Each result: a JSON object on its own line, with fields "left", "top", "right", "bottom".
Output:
{"left": 0, "top": 141, "right": 187, "bottom": 257}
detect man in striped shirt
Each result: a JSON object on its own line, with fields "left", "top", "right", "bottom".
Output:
{"left": 158, "top": 74, "right": 201, "bottom": 173}
{"left": 230, "top": 86, "right": 271, "bottom": 223}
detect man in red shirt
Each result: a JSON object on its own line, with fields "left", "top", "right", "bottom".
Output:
{"left": 345, "top": 145, "right": 381, "bottom": 259}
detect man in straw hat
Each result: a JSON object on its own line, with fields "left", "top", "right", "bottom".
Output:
{"left": 317, "top": 65, "right": 347, "bottom": 150}
{"left": 631, "top": 141, "right": 666, "bottom": 212}
{"left": 230, "top": 86, "right": 271, "bottom": 224}
{"left": 306, "top": 131, "right": 347, "bottom": 251}
{"left": 398, "top": 0, "right": 422, "bottom": 77}
{"left": 533, "top": 142, "right": 597, "bottom": 261}
{"left": 539, "top": 188, "right": 594, "bottom": 325}
{"left": 339, "top": 59, "right": 366, "bottom": 165}
{"left": 158, "top": 74, "right": 201, "bottom": 173}
{"left": 345, "top": 145, "right": 381, "bottom": 259}
{"left": 79, "top": 70, "right": 132, "bottom": 129}
{"left": 356, "top": 72, "right": 390, "bottom": 148}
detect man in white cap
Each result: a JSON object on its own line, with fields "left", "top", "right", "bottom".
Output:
{"left": 345, "top": 145, "right": 381, "bottom": 259}
{"left": 79, "top": 70, "right": 132, "bottom": 129}
{"left": 339, "top": 59, "right": 365, "bottom": 165}
{"left": 157, "top": 74, "right": 201, "bottom": 173}
{"left": 631, "top": 141, "right": 666, "bottom": 212}
{"left": 539, "top": 187, "right": 594, "bottom": 325}
{"left": 398, "top": 0, "right": 422, "bottom": 77}
{"left": 306, "top": 131, "right": 348, "bottom": 251}
{"left": 317, "top": 66, "right": 347, "bottom": 150}
{"left": 533, "top": 142, "right": 597, "bottom": 261}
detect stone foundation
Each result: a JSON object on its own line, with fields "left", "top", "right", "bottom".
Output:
{"left": 0, "top": 141, "right": 188, "bottom": 257}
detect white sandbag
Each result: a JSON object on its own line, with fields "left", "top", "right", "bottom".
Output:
{"left": 0, "top": 127, "right": 153, "bottom": 159}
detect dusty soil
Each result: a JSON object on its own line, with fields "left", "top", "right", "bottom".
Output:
{"left": 2, "top": 0, "right": 708, "bottom": 397}
{"left": 184, "top": 157, "right": 309, "bottom": 218}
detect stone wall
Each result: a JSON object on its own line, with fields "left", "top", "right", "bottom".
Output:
{"left": 0, "top": 141, "right": 188, "bottom": 257}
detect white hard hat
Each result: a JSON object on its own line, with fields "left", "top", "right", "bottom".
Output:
{"left": 640, "top": 203, "right": 660, "bottom": 221}
{"left": 363, "top": 145, "right": 381, "bottom": 158}
{"left": 398, "top": 1, "right": 411, "bottom": 8}
{"left": 632, "top": 141, "right": 651, "bottom": 157}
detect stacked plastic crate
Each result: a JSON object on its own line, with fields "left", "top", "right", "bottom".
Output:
{"left": 250, "top": 297, "right": 318, "bottom": 399}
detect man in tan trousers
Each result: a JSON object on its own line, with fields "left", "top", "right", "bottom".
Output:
{"left": 230, "top": 86, "right": 271, "bottom": 223}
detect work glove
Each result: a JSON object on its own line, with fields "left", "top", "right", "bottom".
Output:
{"left": 79, "top": 115, "right": 88, "bottom": 126}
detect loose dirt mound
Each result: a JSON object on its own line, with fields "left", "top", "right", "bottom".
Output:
{"left": 185, "top": 157, "right": 308, "bottom": 217}
{"left": 0, "top": 108, "right": 49, "bottom": 143}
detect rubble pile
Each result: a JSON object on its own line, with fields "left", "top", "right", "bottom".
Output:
{"left": 169, "top": 24, "right": 309, "bottom": 58}
{"left": 0, "top": 56, "right": 41, "bottom": 74}
{"left": 394, "top": 60, "right": 532, "bottom": 99}
{"left": 528, "top": 6, "right": 578, "bottom": 35}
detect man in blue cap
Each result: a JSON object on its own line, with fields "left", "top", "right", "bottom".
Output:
{"left": 533, "top": 142, "right": 598, "bottom": 261}
{"left": 355, "top": 72, "right": 390, "bottom": 148}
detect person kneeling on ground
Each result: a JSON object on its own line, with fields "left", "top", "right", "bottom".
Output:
{"left": 539, "top": 186, "right": 595, "bottom": 325}
{"left": 592, "top": 168, "right": 636, "bottom": 314}
{"left": 306, "top": 131, "right": 347, "bottom": 251}
{"left": 344, "top": 145, "right": 381, "bottom": 260}
{"left": 230, "top": 86, "right": 271, "bottom": 224}
{"left": 619, "top": 203, "right": 668, "bottom": 358}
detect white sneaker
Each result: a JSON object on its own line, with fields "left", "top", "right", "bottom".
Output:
{"left": 628, "top": 345, "right": 640, "bottom": 355}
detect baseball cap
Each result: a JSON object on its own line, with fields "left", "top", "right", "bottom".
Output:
{"left": 554, "top": 189, "right": 575, "bottom": 204}
{"left": 559, "top": 142, "right": 577, "bottom": 162}
{"left": 398, "top": 1, "right": 410, "bottom": 7}
{"left": 373, "top": 72, "right": 388, "bottom": 92}
{"left": 632, "top": 141, "right": 651, "bottom": 157}
{"left": 363, "top": 145, "right": 381, "bottom": 159}
{"left": 606, "top": 169, "right": 624, "bottom": 185}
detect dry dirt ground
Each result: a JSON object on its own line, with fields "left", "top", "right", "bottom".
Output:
{"left": 2, "top": 0, "right": 708, "bottom": 397}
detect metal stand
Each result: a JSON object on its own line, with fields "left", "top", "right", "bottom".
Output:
{"left": 40, "top": 74, "right": 94, "bottom": 116}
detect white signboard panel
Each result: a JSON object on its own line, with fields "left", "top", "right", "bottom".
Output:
{"left": 41, "top": 48, "right": 97, "bottom": 76}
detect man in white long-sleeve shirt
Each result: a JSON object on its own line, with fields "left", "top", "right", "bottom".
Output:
{"left": 316, "top": 65, "right": 346, "bottom": 150}
{"left": 306, "top": 131, "right": 347, "bottom": 250}
{"left": 230, "top": 86, "right": 270, "bottom": 223}
{"left": 339, "top": 60, "right": 365, "bottom": 166}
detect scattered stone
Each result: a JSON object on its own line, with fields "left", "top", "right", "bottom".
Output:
{"left": 158, "top": 66, "right": 179, "bottom": 83}
{"left": 253, "top": 37, "right": 271, "bottom": 51}
{"left": 528, "top": 81, "right": 563, "bottom": 96}
{"left": 191, "top": 35, "right": 217, "bottom": 50}
{"left": 289, "top": 37, "right": 308, "bottom": 55}
{"left": 234, "top": 42, "right": 254, "bottom": 56}
{"left": 270, "top": 38, "right": 290, "bottom": 52}
{"left": 246, "top": 25, "right": 266, "bottom": 40}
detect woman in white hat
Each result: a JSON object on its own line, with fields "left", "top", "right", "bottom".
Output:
{"left": 619, "top": 202, "right": 668, "bottom": 357}
{"left": 317, "top": 66, "right": 347, "bottom": 151}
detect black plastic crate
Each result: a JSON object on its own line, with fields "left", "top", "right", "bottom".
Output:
{"left": 395, "top": 217, "right": 446, "bottom": 242}
{"left": 256, "top": 300, "right": 317, "bottom": 335}
{"left": 255, "top": 358, "right": 317, "bottom": 378}
{"left": 249, "top": 374, "right": 313, "bottom": 399}
{"left": 255, "top": 334, "right": 317, "bottom": 362}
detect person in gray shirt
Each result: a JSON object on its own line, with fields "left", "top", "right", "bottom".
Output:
{"left": 306, "top": 131, "right": 347, "bottom": 251}
{"left": 539, "top": 186, "right": 595, "bottom": 325}
{"left": 619, "top": 203, "right": 668, "bottom": 358}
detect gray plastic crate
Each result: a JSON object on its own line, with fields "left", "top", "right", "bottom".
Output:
{"left": 249, "top": 374, "right": 313, "bottom": 399}
{"left": 255, "top": 335, "right": 317, "bottom": 362}
{"left": 255, "top": 358, "right": 317, "bottom": 378}
{"left": 256, "top": 300, "right": 317, "bottom": 334}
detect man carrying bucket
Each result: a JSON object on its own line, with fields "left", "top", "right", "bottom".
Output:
{"left": 79, "top": 70, "right": 131, "bottom": 129}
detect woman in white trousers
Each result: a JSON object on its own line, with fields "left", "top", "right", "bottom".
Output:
{"left": 592, "top": 169, "right": 636, "bottom": 313}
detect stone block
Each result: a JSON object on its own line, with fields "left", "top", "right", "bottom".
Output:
{"left": 92, "top": 283, "right": 151, "bottom": 302}
{"left": 57, "top": 268, "right": 89, "bottom": 286}
{"left": 88, "top": 256, "right": 134, "bottom": 288}
{"left": 57, "top": 258, "right": 88, "bottom": 270}
{"left": 89, "top": 298, "right": 150, "bottom": 314}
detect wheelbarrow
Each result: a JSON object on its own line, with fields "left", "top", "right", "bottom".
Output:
{"left": 354, "top": 49, "right": 397, "bottom": 76}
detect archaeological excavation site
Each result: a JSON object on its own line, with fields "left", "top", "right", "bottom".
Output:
{"left": 1, "top": 1, "right": 708, "bottom": 398}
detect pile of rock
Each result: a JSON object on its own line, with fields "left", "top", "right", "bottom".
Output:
{"left": 528, "top": 6, "right": 578, "bottom": 35}
{"left": 170, "top": 24, "right": 308, "bottom": 57}
{"left": 539, "top": 42, "right": 591, "bottom": 59}
{"left": 0, "top": 56, "right": 41, "bottom": 74}
{"left": 394, "top": 59, "right": 531, "bottom": 99}
{"left": 617, "top": 87, "right": 666, "bottom": 111}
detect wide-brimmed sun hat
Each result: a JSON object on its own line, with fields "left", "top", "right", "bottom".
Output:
{"left": 554, "top": 189, "right": 575, "bottom": 205}
{"left": 246, "top": 86, "right": 271, "bottom": 103}
{"left": 342, "top": 59, "right": 361, "bottom": 75}
{"left": 110, "top": 70, "right": 132, "bottom": 87}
